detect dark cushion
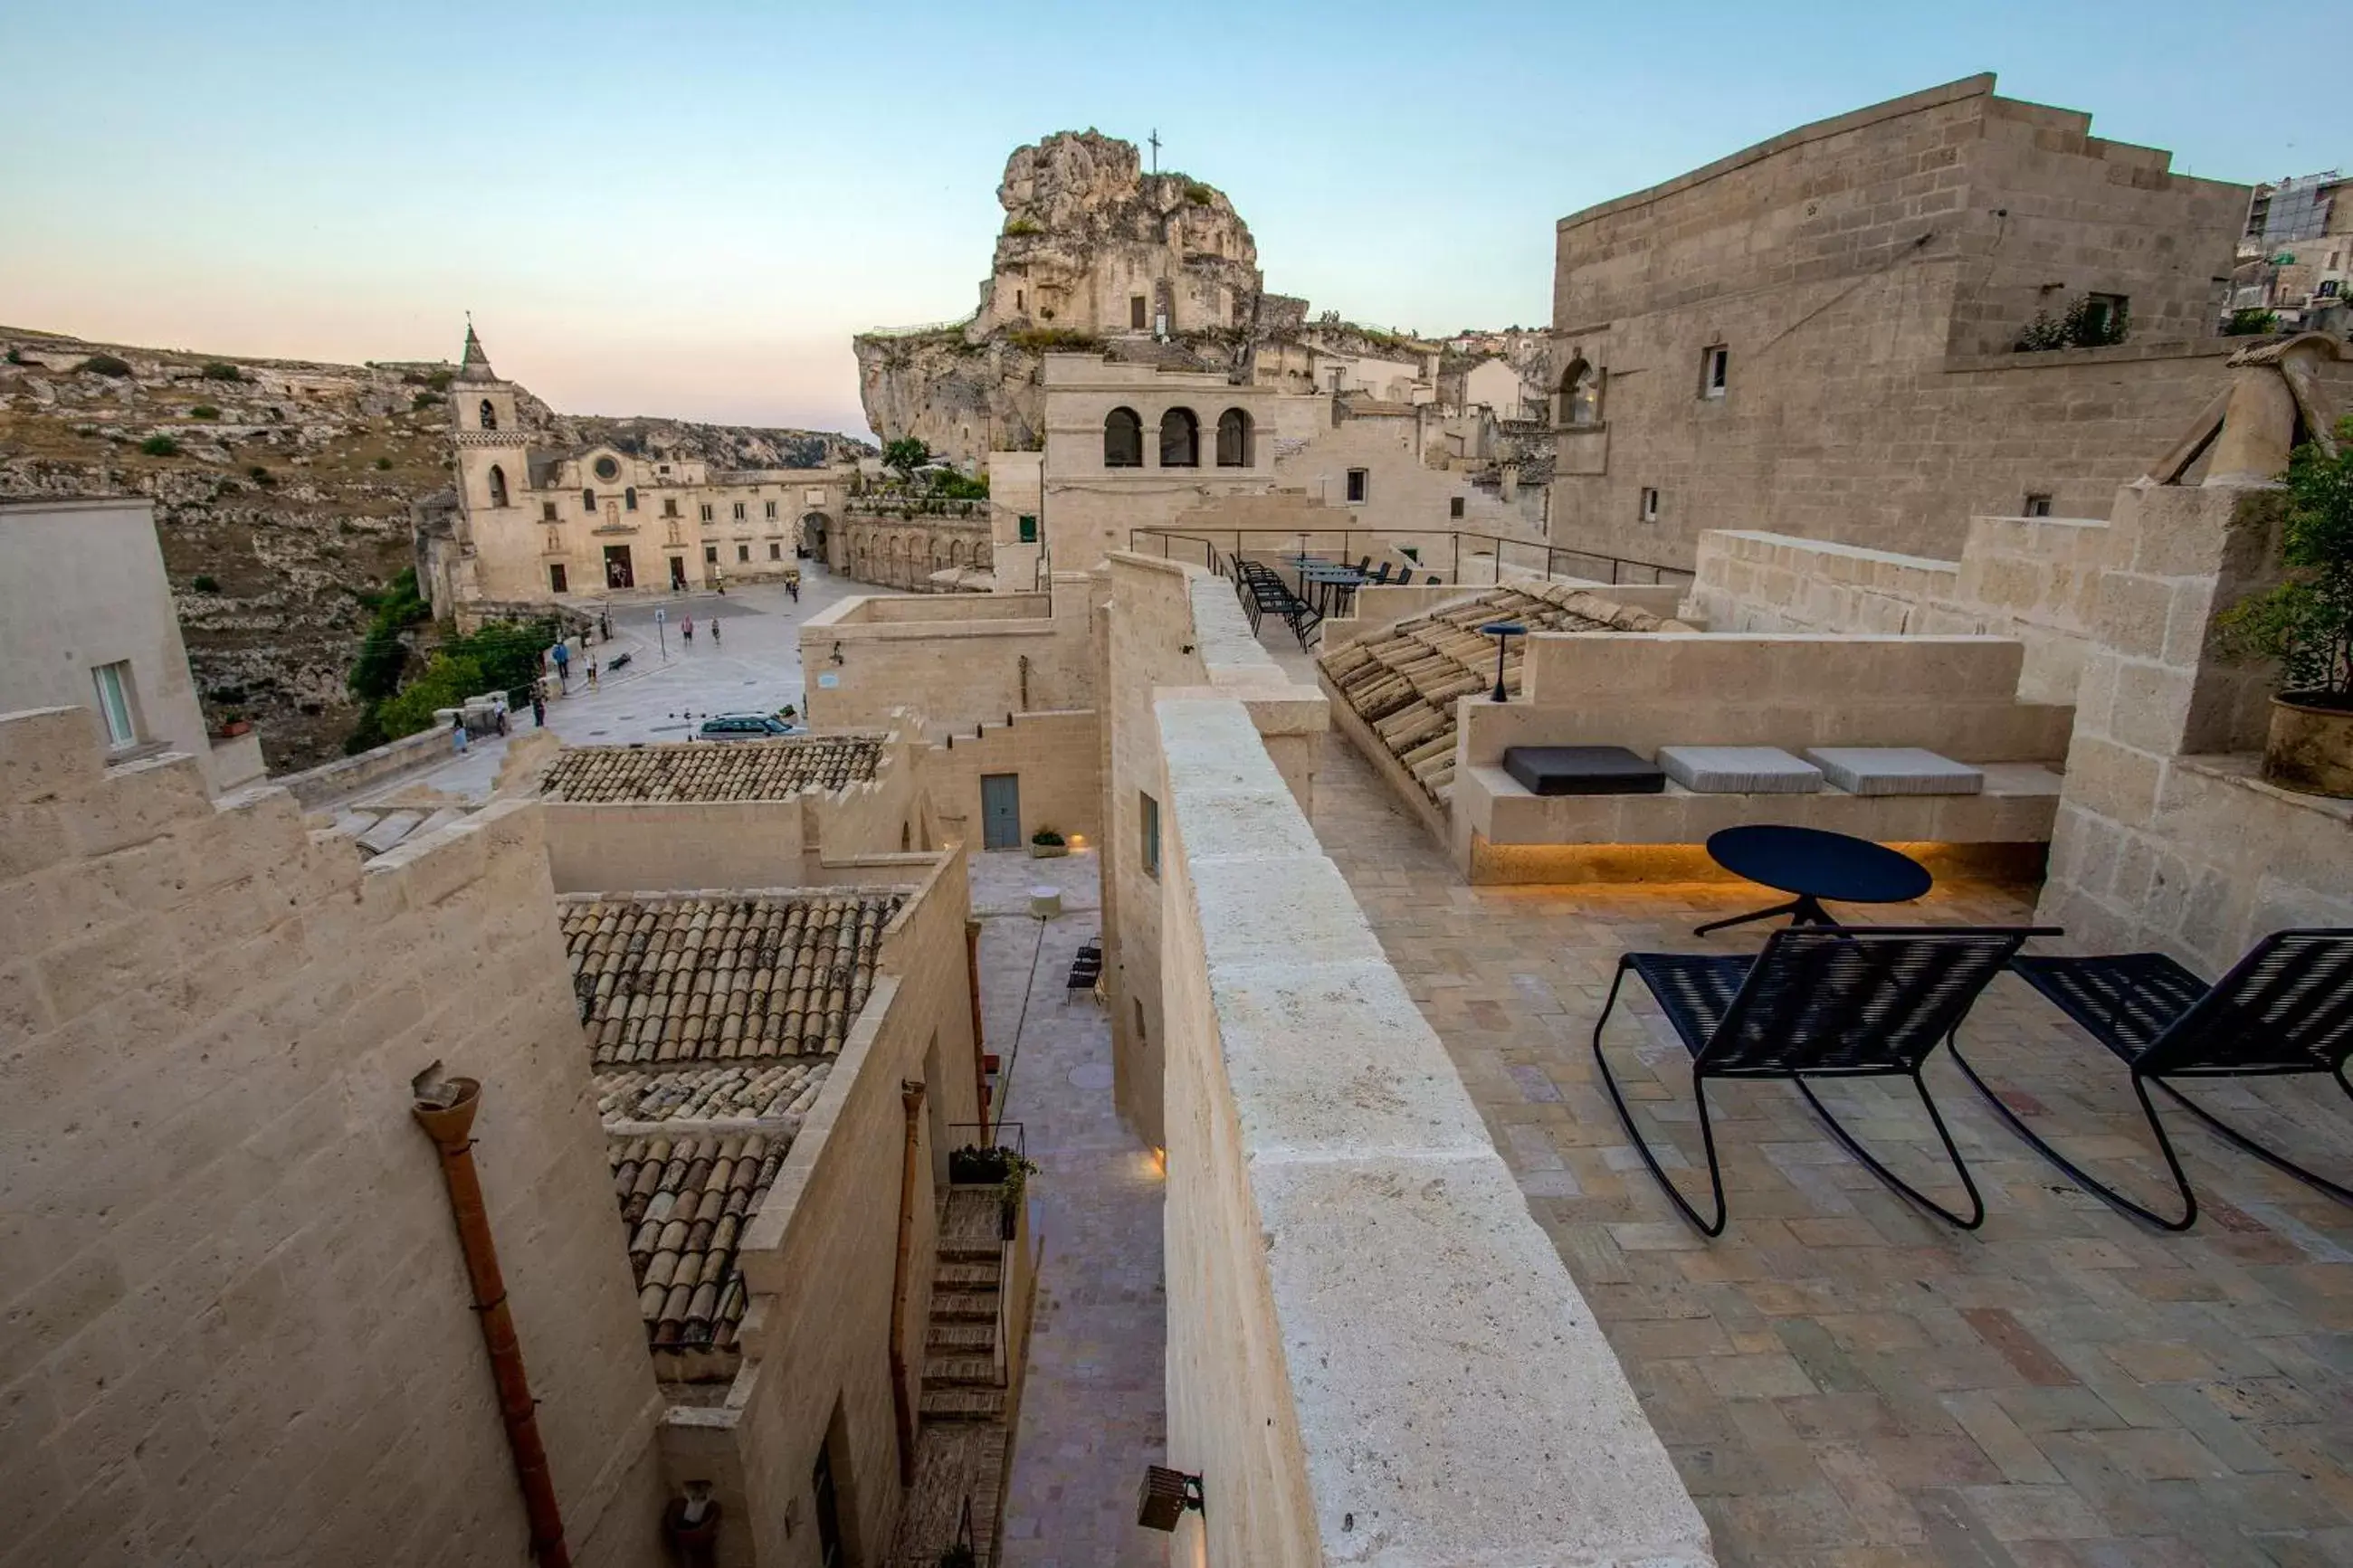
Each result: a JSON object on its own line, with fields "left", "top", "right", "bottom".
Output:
{"left": 1501, "top": 746, "right": 1666, "bottom": 796}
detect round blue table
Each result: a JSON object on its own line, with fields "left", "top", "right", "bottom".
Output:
{"left": 1696, "top": 824, "right": 1933, "bottom": 937}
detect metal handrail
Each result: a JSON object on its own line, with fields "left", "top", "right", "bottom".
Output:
{"left": 1125, "top": 525, "right": 1691, "bottom": 587}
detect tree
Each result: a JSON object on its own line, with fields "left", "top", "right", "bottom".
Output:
{"left": 2221, "top": 416, "right": 2353, "bottom": 708}
{"left": 883, "top": 437, "right": 929, "bottom": 480}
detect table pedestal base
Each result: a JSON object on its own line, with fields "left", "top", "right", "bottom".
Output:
{"left": 1693, "top": 894, "right": 1836, "bottom": 938}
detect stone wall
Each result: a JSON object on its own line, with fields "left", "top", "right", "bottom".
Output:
{"left": 1548, "top": 75, "right": 2247, "bottom": 569}
{"left": 838, "top": 511, "right": 991, "bottom": 593}
{"left": 1687, "top": 517, "right": 2116, "bottom": 703}
{"left": 1151, "top": 693, "right": 1714, "bottom": 1568}
{"left": 919, "top": 708, "right": 1102, "bottom": 850}
{"left": 797, "top": 584, "right": 1096, "bottom": 735}
{"left": 0, "top": 708, "right": 665, "bottom": 1566}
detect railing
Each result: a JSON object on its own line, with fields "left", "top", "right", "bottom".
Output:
{"left": 948, "top": 1121, "right": 1025, "bottom": 1391}
{"left": 1125, "top": 526, "right": 1692, "bottom": 588}
{"left": 858, "top": 315, "right": 976, "bottom": 340}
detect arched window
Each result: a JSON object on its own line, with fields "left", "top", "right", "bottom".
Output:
{"left": 478, "top": 399, "right": 498, "bottom": 432}
{"left": 582, "top": 489, "right": 596, "bottom": 512}
{"left": 487, "top": 464, "right": 509, "bottom": 508}
{"left": 1561, "top": 359, "right": 1602, "bottom": 427}
{"left": 1215, "top": 408, "right": 1253, "bottom": 468}
{"left": 1159, "top": 407, "right": 1199, "bottom": 468}
{"left": 1103, "top": 407, "right": 1143, "bottom": 468}
{"left": 624, "top": 486, "right": 637, "bottom": 512}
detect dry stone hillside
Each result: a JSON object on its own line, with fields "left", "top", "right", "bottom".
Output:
{"left": 0, "top": 326, "right": 864, "bottom": 772}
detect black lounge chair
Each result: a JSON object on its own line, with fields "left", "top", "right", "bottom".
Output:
{"left": 1594, "top": 925, "right": 2047, "bottom": 1234}
{"left": 1952, "top": 929, "right": 2353, "bottom": 1231}
{"left": 1066, "top": 940, "right": 1103, "bottom": 999}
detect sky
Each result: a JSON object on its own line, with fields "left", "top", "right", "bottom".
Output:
{"left": 3, "top": 0, "right": 2341, "bottom": 442}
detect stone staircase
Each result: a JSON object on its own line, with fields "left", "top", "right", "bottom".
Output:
{"left": 887, "top": 1187, "right": 1019, "bottom": 1566}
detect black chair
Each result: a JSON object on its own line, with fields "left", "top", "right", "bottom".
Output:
{"left": 1423, "top": 573, "right": 1442, "bottom": 584}
{"left": 1594, "top": 925, "right": 2047, "bottom": 1234}
{"left": 1355, "top": 555, "right": 1372, "bottom": 573}
{"left": 1952, "top": 929, "right": 2353, "bottom": 1231}
{"left": 1066, "top": 939, "right": 1103, "bottom": 999}
{"left": 1367, "top": 562, "right": 1392, "bottom": 585}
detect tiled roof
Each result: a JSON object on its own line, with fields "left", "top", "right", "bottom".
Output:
{"left": 610, "top": 1131, "right": 783, "bottom": 1370}
{"left": 595, "top": 1062, "right": 831, "bottom": 1124}
{"left": 1316, "top": 584, "right": 1668, "bottom": 806}
{"left": 563, "top": 892, "right": 902, "bottom": 1066}
{"left": 539, "top": 737, "right": 881, "bottom": 802}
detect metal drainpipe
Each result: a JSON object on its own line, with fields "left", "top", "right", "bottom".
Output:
{"left": 887, "top": 1079, "right": 928, "bottom": 1487}
{"left": 965, "top": 917, "right": 990, "bottom": 1139}
{"left": 411, "top": 1071, "right": 573, "bottom": 1568}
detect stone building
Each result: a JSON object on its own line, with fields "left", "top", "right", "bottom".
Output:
{"left": 1548, "top": 73, "right": 2253, "bottom": 569}
{"left": 433, "top": 327, "right": 851, "bottom": 609}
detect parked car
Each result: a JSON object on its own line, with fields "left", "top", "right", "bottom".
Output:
{"left": 693, "top": 713, "right": 803, "bottom": 741}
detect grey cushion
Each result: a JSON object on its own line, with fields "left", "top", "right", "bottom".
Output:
{"left": 1803, "top": 746, "right": 1985, "bottom": 796}
{"left": 1501, "top": 746, "right": 1665, "bottom": 796}
{"left": 1656, "top": 746, "right": 1823, "bottom": 794}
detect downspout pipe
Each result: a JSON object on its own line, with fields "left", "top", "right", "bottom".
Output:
{"left": 888, "top": 1079, "right": 928, "bottom": 1488}
{"left": 412, "top": 1071, "right": 573, "bottom": 1568}
{"left": 965, "top": 917, "right": 989, "bottom": 1139}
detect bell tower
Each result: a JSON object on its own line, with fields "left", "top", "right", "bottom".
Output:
{"left": 452, "top": 318, "right": 525, "bottom": 520}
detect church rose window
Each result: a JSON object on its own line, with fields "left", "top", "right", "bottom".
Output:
{"left": 594, "top": 455, "right": 621, "bottom": 481}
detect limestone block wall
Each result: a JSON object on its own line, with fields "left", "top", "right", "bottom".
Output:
{"left": 1268, "top": 410, "right": 1548, "bottom": 544}
{"left": 1153, "top": 695, "right": 1714, "bottom": 1568}
{"left": 0, "top": 708, "right": 664, "bottom": 1566}
{"left": 919, "top": 708, "right": 1102, "bottom": 849}
{"left": 713, "top": 850, "right": 981, "bottom": 1567}
{"left": 1687, "top": 518, "right": 2116, "bottom": 703}
{"left": 2037, "top": 481, "right": 2353, "bottom": 970}
{"left": 798, "top": 583, "right": 1096, "bottom": 733}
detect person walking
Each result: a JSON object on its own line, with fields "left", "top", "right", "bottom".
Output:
{"left": 531, "top": 691, "right": 547, "bottom": 727}
{"left": 551, "top": 638, "right": 572, "bottom": 692}
{"left": 451, "top": 712, "right": 469, "bottom": 755}
{"left": 586, "top": 657, "right": 599, "bottom": 692}
{"left": 786, "top": 573, "right": 799, "bottom": 603}
{"left": 599, "top": 610, "right": 613, "bottom": 641}
{"left": 681, "top": 614, "right": 694, "bottom": 645}
{"left": 710, "top": 617, "right": 720, "bottom": 646}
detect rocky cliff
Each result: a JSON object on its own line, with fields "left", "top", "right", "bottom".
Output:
{"left": 0, "top": 327, "right": 862, "bottom": 771}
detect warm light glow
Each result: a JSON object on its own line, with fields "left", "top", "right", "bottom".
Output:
{"left": 1066, "top": 833, "right": 1089, "bottom": 851}
{"left": 1149, "top": 1145, "right": 1167, "bottom": 1177}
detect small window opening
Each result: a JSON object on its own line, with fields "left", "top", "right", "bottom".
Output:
{"left": 2023, "top": 493, "right": 2054, "bottom": 518}
{"left": 1700, "top": 346, "right": 1729, "bottom": 399}
{"left": 1345, "top": 469, "right": 1368, "bottom": 504}
{"left": 1640, "top": 488, "right": 1661, "bottom": 524}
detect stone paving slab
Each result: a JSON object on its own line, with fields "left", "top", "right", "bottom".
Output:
{"left": 1308, "top": 727, "right": 2353, "bottom": 1568}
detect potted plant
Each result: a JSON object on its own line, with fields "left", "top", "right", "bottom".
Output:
{"left": 2221, "top": 415, "right": 2353, "bottom": 797}
{"left": 1028, "top": 826, "right": 1067, "bottom": 859}
{"left": 949, "top": 1143, "right": 1039, "bottom": 1240}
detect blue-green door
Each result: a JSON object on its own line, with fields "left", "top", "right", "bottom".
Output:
{"left": 980, "top": 774, "right": 1021, "bottom": 851}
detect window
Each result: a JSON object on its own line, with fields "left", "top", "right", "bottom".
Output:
{"left": 1562, "top": 359, "right": 1601, "bottom": 426}
{"left": 1158, "top": 407, "right": 1199, "bottom": 468}
{"left": 477, "top": 399, "right": 497, "bottom": 432}
{"left": 1449, "top": 496, "right": 1465, "bottom": 519}
{"left": 1017, "top": 514, "right": 1038, "bottom": 544}
{"left": 2023, "top": 493, "right": 2054, "bottom": 518}
{"left": 1345, "top": 468, "right": 1368, "bottom": 504}
{"left": 1130, "top": 294, "right": 1148, "bottom": 331}
{"left": 1015, "top": 287, "right": 1024, "bottom": 312}
{"left": 487, "top": 464, "right": 509, "bottom": 508}
{"left": 624, "top": 487, "right": 637, "bottom": 511}
{"left": 582, "top": 488, "right": 596, "bottom": 512}
{"left": 732, "top": 501, "right": 746, "bottom": 520}
{"left": 593, "top": 455, "right": 620, "bottom": 482}
{"left": 769, "top": 541, "right": 782, "bottom": 560}
{"left": 737, "top": 543, "right": 751, "bottom": 563}
{"left": 1700, "top": 346, "right": 1729, "bottom": 399}
{"left": 658, "top": 463, "right": 671, "bottom": 475}
{"left": 90, "top": 661, "right": 137, "bottom": 748}
{"left": 1640, "top": 488, "right": 1660, "bottom": 524}
{"left": 541, "top": 499, "right": 557, "bottom": 522}
{"left": 1215, "top": 407, "right": 1253, "bottom": 468}
{"left": 1140, "top": 791, "right": 1161, "bottom": 879}
{"left": 700, "top": 503, "right": 714, "bottom": 522}
{"left": 1103, "top": 407, "right": 1143, "bottom": 468}
{"left": 704, "top": 545, "right": 719, "bottom": 565}
{"left": 663, "top": 498, "right": 679, "bottom": 518}
{"left": 765, "top": 499, "right": 777, "bottom": 519}
{"left": 2083, "top": 293, "right": 2129, "bottom": 342}
{"left": 548, "top": 563, "right": 567, "bottom": 594}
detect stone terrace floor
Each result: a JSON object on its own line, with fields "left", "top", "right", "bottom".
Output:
{"left": 1308, "top": 729, "right": 2353, "bottom": 1568}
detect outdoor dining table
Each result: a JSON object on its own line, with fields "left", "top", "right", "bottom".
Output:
{"left": 1298, "top": 563, "right": 1367, "bottom": 614}
{"left": 1694, "top": 823, "right": 1933, "bottom": 937}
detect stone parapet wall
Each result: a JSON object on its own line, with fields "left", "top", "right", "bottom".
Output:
{"left": 1153, "top": 694, "right": 1714, "bottom": 1567}
{"left": 920, "top": 708, "right": 1101, "bottom": 849}
{"left": 798, "top": 584, "right": 1096, "bottom": 734}
{"left": 0, "top": 708, "right": 664, "bottom": 1565}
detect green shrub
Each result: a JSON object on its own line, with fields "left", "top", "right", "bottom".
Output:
{"left": 191, "top": 575, "right": 221, "bottom": 593}
{"left": 139, "top": 434, "right": 180, "bottom": 457}
{"left": 200, "top": 361, "right": 243, "bottom": 382}
{"left": 2224, "top": 307, "right": 2281, "bottom": 337}
{"left": 81, "top": 354, "right": 132, "bottom": 377}
{"left": 214, "top": 479, "right": 240, "bottom": 496}
{"left": 5, "top": 348, "right": 23, "bottom": 365}
{"left": 247, "top": 464, "right": 276, "bottom": 487}
{"left": 2220, "top": 417, "right": 2353, "bottom": 707}
{"left": 425, "top": 369, "right": 454, "bottom": 391}
{"left": 1003, "top": 217, "right": 1042, "bottom": 237}
{"left": 1183, "top": 180, "right": 1215, "bottom": 206}
{"left": 374, "top": 455, "right": 393, "bottom": 470}
{"left": 412, "top": 391, "right": 443, "bottom": 410}
{"left": 189, "top": 403, "right": 221, "bottom": 419}
{"left": 931, "top": 469, "right": 988, "bottom": 500}
{"left": 1009, "top": 328, "right": 1103, "bottom": 354}
{"left": 883, "top": 436, "right": 930, "bottom": 479}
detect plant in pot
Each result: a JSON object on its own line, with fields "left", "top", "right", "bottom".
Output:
{"left": 2219, "top": 416, "right": 2353, "bottom": 796}
{"left": 948, "top": 1143, "right": 1040, "bottom": 1240}
{"left": 1028, "top": 825, "right": 1067, "bottom": 859}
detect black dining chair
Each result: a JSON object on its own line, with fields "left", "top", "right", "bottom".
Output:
{"left": 1952, "top": 929, "right": 2353, "bottom": 1230}
{"left": 1595, "top": 925, "right": 2049, "bottom": 1234}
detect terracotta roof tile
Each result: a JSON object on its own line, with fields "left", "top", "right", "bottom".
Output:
{"left": 563, "top": 892, "right": 902, "bottom": 1067}
{"left": 1315, "top": 584, "right": 1664, "bottom": 805}
{"left": 595, "top": 1062, "right": 832, "bottom": 1123}
{"left": 540, "top": 738, "right": 881, "bottom": 803}
{"left": 609, "top": 1130, "right": 785, "bottom": 1377}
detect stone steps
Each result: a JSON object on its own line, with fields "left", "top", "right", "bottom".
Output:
{"left": 936, "top": 1259, "right": 1002, "bottom": 1290}
{"left": 919, "top": 1383, "right": 1008, "bottom": 1422}
{"left": 923, "top": 1352, "right": 999, "bottom": 1386}
{"left": 932, "top": 1288, "right": 998, "bottom": 1322}
{"left": 928, "top": 1320, "right": 995, "bottom": 1353}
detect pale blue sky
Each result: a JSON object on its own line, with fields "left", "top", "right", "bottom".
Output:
{"left": 2, "top": 0, "right": 2337, "bottom": 438}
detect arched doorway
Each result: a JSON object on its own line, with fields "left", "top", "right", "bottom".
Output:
{"left": 800, "top": 511, "right": 832, "bottom": 564}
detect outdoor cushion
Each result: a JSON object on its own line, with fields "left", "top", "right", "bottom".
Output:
{"left": 1501, "top": 746, "right": 1665, "bottom": 796}
{"left": 1656, "top": 746, "right": 1823, "bottom": 794}
{"left": 1803, "top": 746, "right": 1984, "bottom": 796}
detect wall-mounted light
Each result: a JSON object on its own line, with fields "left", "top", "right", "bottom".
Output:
{"left": 1137, "top": 1466, "right": 1205, "bottom": 1532}
{"left": 830, "top": 641, "right": 844, "bottom": 666}
{"left": 1479, "top": 622, "right": 1525, "bottom": 703}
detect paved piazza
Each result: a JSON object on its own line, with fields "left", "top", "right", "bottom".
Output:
{"left": 1308, "top": 726, "right": 2353, "bottom": 1567}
